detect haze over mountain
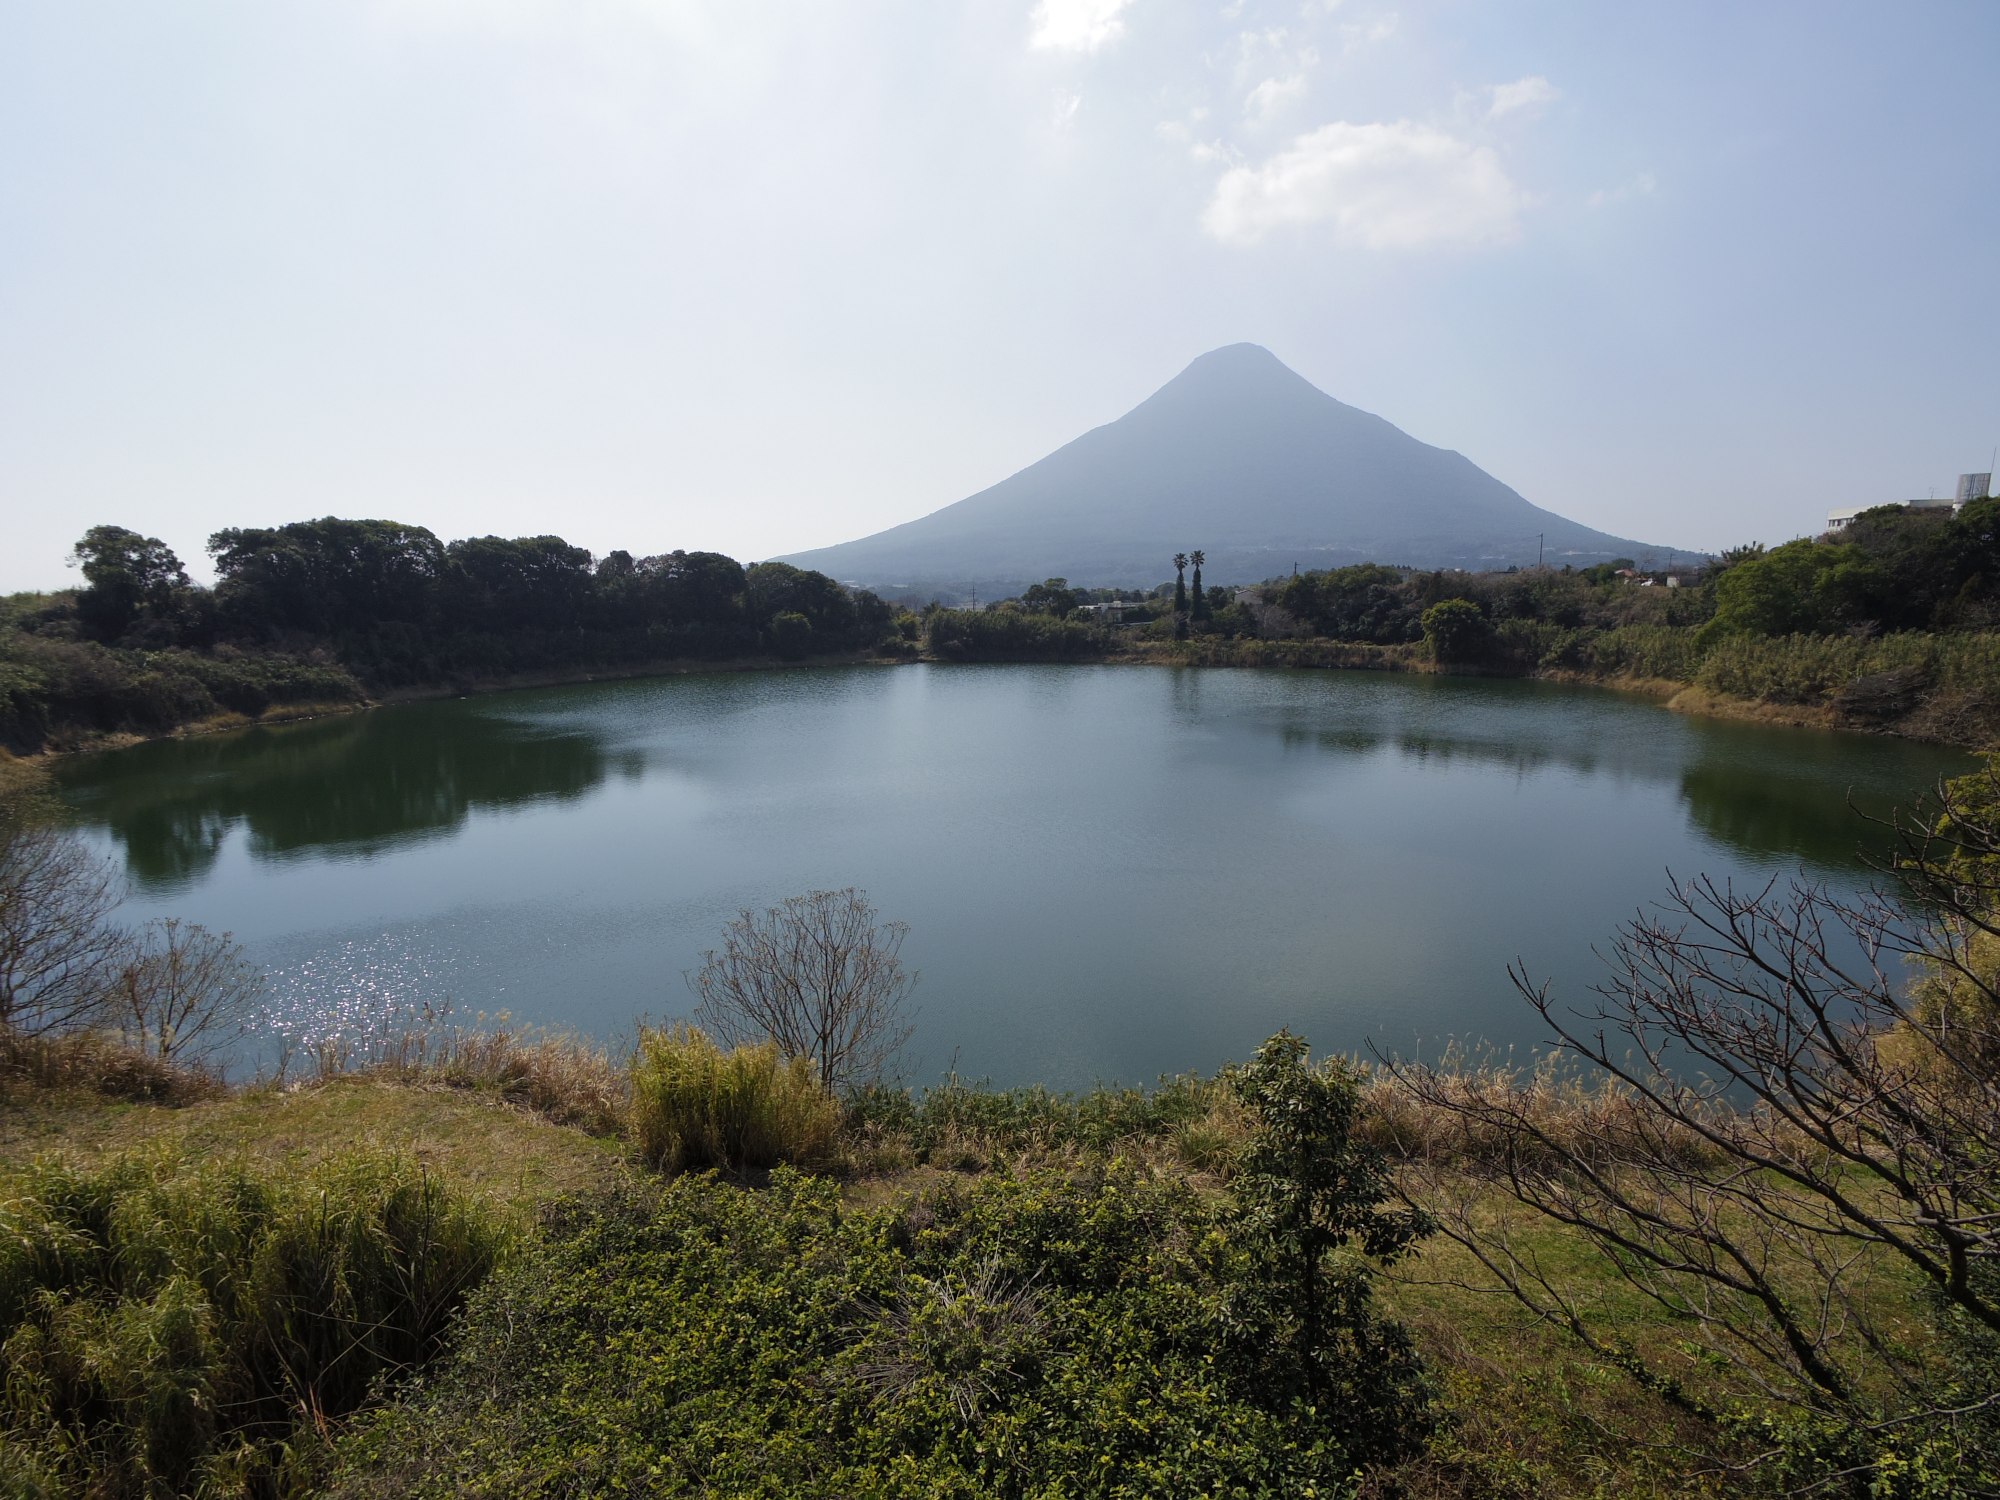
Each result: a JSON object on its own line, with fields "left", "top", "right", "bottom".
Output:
{"left": 779, "top": 345, "right": 1681, "bottom": 591}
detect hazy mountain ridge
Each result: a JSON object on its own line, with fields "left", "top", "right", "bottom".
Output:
{"left": 778, "top": 344, "right": 1680, "bottom": 589}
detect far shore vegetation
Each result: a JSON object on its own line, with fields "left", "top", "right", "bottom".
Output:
{"left": 4, "top": 738, "right": 2000, "bottom": 1496}
{"left": 9, "top": 498, "right": 2000, "bottom": 755}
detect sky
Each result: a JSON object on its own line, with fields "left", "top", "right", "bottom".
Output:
{"left": 3, "top": 0, "right": 1997, "bottom": 592}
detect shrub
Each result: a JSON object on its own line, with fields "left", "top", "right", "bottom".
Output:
{"left": 332, "top": 1158, "right": 1435, "bottom": 1497}
{"left": 628, "top": 1023, "right": 840, "bottom": 1174}
{"left": 0, "top": 1150, "right": 509, "bottom": 1497}
{"left": 1420, "top": 598, "right": 1489, "bottom": 665}
{"left": 843, "top": 1071, "right": 1223, "bottom": 1167}
{"left": 924, "top": 609, "right": 1112, "bottom": 662}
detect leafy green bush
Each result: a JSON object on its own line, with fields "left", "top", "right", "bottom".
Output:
{"left": 845, "top": 1072, "right": 1222, "bottom": 1163}
{"left": 0, "top": 1150, "right": 510, "bottom": 1497}
{"left": 0, "top": 631, "right": 365, "bottom": 750}
{"left": 628, "top": 1023, "right": 840, "bottom": 1174}
{"left": 333, "top": 1147, "right": 1435, "bottom": 1498}
{"left": 925, "top": 608, "right": 1112, "bottom": 662}
{"left": 1420, "top": 598, "right": 1489, "bottom": 665}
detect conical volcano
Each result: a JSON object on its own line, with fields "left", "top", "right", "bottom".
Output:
{"left": 778, "top": 344, "right": 1676, "bottom": 588}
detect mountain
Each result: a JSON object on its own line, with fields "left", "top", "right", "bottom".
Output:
{"left": 777, "top": 344, "right": 1681, "bottom": 590}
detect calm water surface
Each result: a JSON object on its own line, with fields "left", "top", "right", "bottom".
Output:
{"left": 54, "top": 665, "right": 1974, "bottom": 1087}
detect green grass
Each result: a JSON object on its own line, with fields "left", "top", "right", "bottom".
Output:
{"left": 0, "top": 1048, "right": 1975, "bottom": 1498}
{"left": 0, "top": 1077, "right": 632, "bottom": 1210}
{"left": 0, "top": 1147, "right": 512, "bottom": 1498}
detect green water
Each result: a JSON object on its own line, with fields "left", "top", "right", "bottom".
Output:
{"left": 53, "top": 664, "right": 1974, "bottom": 1087}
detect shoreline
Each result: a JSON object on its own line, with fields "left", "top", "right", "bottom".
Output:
{"left": 23, "top": 649, "right": 909, "bottom": 760}
{"left": 26, "top": 641, "right": 1996, "bottom": 762}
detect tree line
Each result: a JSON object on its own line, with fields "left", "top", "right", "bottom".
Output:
{"left": 62, "top": 518, "right": 897, "bottom": 682}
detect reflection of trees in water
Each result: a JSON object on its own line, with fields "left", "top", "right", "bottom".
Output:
{"left": 1269, "top": 704, "right": 1967, "bottom": 875}
{"left": 57, "top": 706, "right": 627, "bottom": 892}
{"left": 1275, "top": 720, "right": 1593, "bottom": 778}
{"left": 1677, "top": 765, "right": 1885, "bottom": 871}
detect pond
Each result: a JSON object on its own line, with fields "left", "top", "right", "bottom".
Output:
{"left": 53, "top": 664, "right": 1975, "bottom": 1088}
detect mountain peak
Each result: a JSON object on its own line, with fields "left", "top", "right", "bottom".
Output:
{"left": 777, "top": 349, "right": 1678, "bottom": 588}
{"left": 1174, "top": 342, "right": 1293, "bottom": 380}
{"left": 1147, "top": 344, "right": 1331, "bottom": 413}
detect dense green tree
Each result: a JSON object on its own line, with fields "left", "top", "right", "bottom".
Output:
{"left": 1705, "top": 538, "right": 1853, "bottom": 638}
{"left": 442, "top": 535, "right": 595, "bottom": 632}
{"left": 1172, "top": 552, "right": 1188, "bottom": 615}
{"left": 209, "top": 518, "right": 445, "bottom": 636}
{"left": 1190, "top": 549, "right": 1208, "bottom": 620}
{"left": 1419, "top": 597, "right": 1489, "bottom": 664}
{"left": 1276, "top": 562, "right": 1421, "bottom": 642}
{"left": 767, "top": 611, "right": 813, "bottom": 660}
{"left": 69, "top": 526, "right": 189, "bottom": 641}
{"left": 746, "top": 561, "right": 856, "bottom": 639}
{"left": 1020, "top": 578, "right": 1078, "bottom": 618}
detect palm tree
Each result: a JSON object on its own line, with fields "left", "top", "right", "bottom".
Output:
{"left": 1173, "top": 553, "right": 1188, "bottom": 617}
{"left": 1189, "top": 550, "right": 1207, "bottom": 620}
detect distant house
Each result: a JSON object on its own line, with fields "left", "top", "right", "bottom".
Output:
{"left": 1827, "top": 475, "right": 1992, "bottom": 532}
{"left": 1073, "top": 601, "right": 1136, "bottom": 623}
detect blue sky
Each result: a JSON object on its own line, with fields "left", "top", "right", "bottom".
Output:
{"left": 4, "top": 0, "right": 1996, "bottom": 589}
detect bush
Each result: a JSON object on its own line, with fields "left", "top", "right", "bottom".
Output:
{"left": 332, "top": 1156, "right": 1434, "bottom": 1497}
{"left": 1420, "top": 598, "right": 1489, "bottom": 665}
{"left": 0, "top": 1150, "right": 510, "bottom": 1497}
{"left": 628, "top": 1024, "right": 840, "bottom": 1174}
{"left": 844, "top": 1072, "right": 1223, "bottom": 1166}
{"left": 924, "top": 609, "right": 1112, "bottom": 662}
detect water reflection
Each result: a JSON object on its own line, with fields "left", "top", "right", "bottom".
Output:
{"left": 1263, "top": 677, "right": 1964, "bottom": 875}
{"left": 56, "top": 705, "right": 631, "bottom": 892}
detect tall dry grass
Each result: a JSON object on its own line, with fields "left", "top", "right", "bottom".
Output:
{"left": 1354, "top": 1053, "right": 1730, "bottom": 1175}
{"left": 629, "top": 1023, "right": 839, "bottom": 1175}
{"left": 0, "top": 1027, "right": 224, "bottom": 1106}
{"left": 273, "top": 1003, "right": 625, "bottom": 1135}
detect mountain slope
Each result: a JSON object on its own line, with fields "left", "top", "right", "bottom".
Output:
{"left": 779, "top": 344, "right": 1679, "bottom": 588}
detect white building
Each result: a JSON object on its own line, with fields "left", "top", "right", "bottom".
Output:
{"left": 1826, "top": 482, "right": 1987, "bottom": 532}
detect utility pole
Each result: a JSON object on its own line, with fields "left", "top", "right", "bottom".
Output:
{"left": 1536, "top": 533, "right": 1544, "bottom": 569}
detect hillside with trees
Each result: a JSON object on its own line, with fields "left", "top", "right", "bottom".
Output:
{"left": 936, "top": 498, "right": 2000, "bottom": 744}
{"left": 1, "top": 520, "right": 902, "bottom": 752}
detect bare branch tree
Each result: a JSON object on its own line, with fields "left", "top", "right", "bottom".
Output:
{"left": 0, "top": 820, "right": 125, "bottom": 1038}
{"left": 1386, "top": 836, "right": 2000, "bottom": 1478}
{"left": 692, "top": 888, "right": 916, "bottom": 1092}
{"left": 108, "top": 917, "right": 264, "bottom": 1065}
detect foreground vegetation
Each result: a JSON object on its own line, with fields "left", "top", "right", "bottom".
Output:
{"left": 5, "top": 741, "right": 2000, "bottom": 1494}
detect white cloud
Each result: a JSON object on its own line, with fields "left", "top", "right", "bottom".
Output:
{"left": 1244, "top": 73, "right": 1307, "bottom": 125}
{"left": 1336, "top": 13, "right": 1396, "bottom": 52}
{"left": 1488, "top": 75, "right": 1559, "bottom": 119}
{"left": 1588, "top": 171, "right": 1658, "bottom": 207}
{"left": 1202, "top": 119, "right": 1524, "bottom": 249}
{"left": 1029, "top": 0, "right": 1136, "bottom": 54}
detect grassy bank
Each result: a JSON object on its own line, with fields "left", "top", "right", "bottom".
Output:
{"left": 0, "top": 1018, "right": 1972, "bottom": 1499}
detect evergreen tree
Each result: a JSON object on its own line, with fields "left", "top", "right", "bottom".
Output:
{"left": 1173, "top": 553, "right": 1188, "bottom": 616}
{"left": 1190, "top": 549, "right": 1208, "bottom": 620}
